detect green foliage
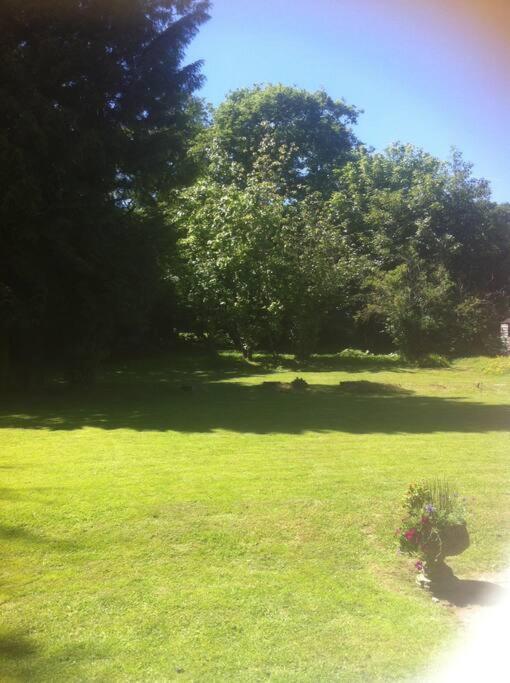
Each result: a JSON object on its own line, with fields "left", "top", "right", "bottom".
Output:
{"left": 201, "top": 84, "right": 359, "bottom": 197}
{"left": 330, "top": 145, "right": 510, "bottom": 356}
{"left": 425, "top": 479, "right": 467, "bottom": 523}
{"left": 338, "top": 348, "right": 400, "bottom": 361}
{"left": 338, "top": 348, "right": 373, "bottom": 359}
{"left": 402, "top": 480, "right": 466, "bottom": 526}
{"left": 175, "top": 178, "right": 287, "bottom": 356}
{"left": 331, "top": 145, "right": 504, "bottom": 290}
{"left": 363, "top": 260, "right": 455, "bottom": 359}
{"left": 415, "top": 354, "right": 450, "bottom": 369}
{"left": 175, "top": 175, "right": 347, "bottom": 358}
{"left": 179, "top": 128, "right": 510, "bottom": 360}
{"left": 362, "top": 257, "right": 500, "bottom": 359}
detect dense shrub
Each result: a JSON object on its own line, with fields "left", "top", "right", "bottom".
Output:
{"left": 415, "top": 354, "right": 450, "bottom": 368}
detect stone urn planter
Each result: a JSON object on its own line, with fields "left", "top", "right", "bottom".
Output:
{"left": 422, "top": 523, "right": 470, "bottom": 562}
{"left": 438, "top": 523, "right": 470, "bottom": 558}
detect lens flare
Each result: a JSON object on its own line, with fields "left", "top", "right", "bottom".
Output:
{"left": 427, "top": 563, "right": 510, "bottom": 681}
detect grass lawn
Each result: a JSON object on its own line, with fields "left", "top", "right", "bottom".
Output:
{"left": 1, "top": 352, "right": 510, "bottom": 681}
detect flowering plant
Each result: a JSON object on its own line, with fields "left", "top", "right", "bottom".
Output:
{"left": 396, "top": 480, "right": 467, "bottom": 571}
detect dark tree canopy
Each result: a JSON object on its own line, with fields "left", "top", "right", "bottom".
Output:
{"left": 0, "top": 0, "right": 209, "bottom": 384}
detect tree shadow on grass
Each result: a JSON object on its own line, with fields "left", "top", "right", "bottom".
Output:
{"left": 50, "top": 351, "right": 412, "bottom": 392}
{"left": 0, "top": 631, "right": 37, "bottom": 660}
{"left": 0, "top": 523, "right": 77, "bottom": 552}
{"left": 0, "top": 631, "right": 38, "bottom": 682}
{"left": 0, "top": 524, "right": 45, "bottom": 543}
{"left": 0, "top": 488, "right": 17, "bottom": 500}
{"left": 100, "top": 351, "right": 265, "bottom": 386}
{"left": 0, "top": 631, "right": 105, "bottom": 681}
{"left": 0, "top": 379, "right": 509, "bottom": 435}
{"left": 337, "top": 380, "right": 414, "bottom": 395}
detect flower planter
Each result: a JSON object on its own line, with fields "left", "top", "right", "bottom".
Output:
{"left": 397, "top": 481, "right": 469, "bottom": 588}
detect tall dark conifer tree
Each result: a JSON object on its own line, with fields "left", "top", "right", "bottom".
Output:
{"left": 0, "top": 0, "right": 209, "bottom": 384}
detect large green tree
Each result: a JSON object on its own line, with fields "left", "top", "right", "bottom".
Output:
{"left": 0, "top": 0, "right": 209, "bottom": 385}
{"left": 174, "top": 85, "right": 359, "bottom": 358}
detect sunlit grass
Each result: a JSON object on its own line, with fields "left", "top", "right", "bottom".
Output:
{"left": 1, "top": 353, "right": 509, "bottom": 681}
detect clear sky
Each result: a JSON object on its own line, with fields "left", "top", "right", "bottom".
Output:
{"left": 186, "top": 0, "right": 510, "bottom": 203}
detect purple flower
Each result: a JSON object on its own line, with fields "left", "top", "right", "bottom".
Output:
{"left": 424, "top": 503, "right": 436, "bottom": 514}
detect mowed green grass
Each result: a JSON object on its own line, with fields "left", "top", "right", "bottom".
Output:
{"left": 1, "top": 352, "right": 510, "bottom": 681}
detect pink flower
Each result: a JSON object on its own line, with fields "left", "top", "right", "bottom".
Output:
{"left": 404, "top": 528, "right": 417, "bottom": 541}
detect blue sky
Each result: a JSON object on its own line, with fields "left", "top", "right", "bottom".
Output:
{"left": 186, "top": 0, "right": 510, "bottom": 203}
